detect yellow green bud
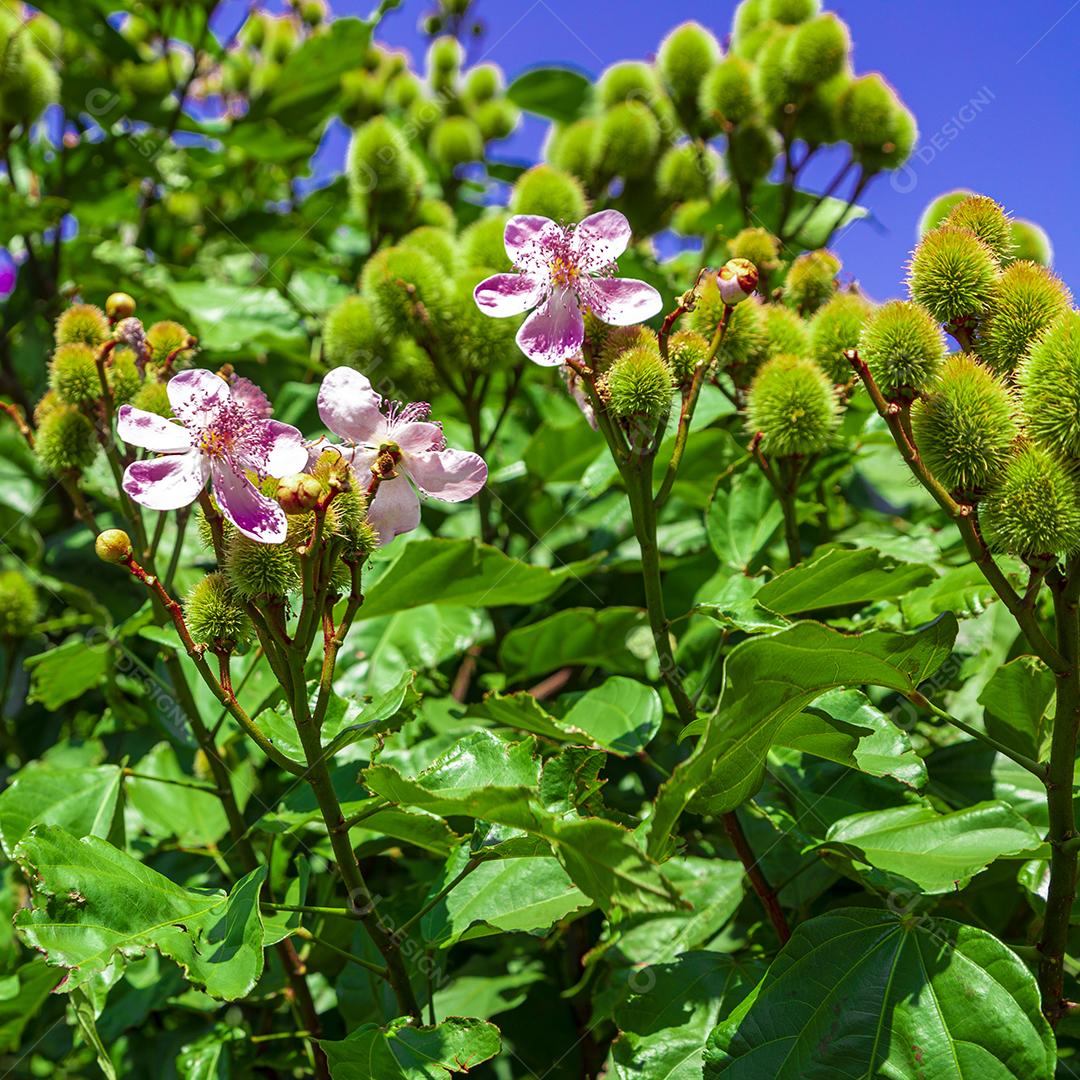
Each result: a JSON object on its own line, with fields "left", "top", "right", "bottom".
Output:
{"left": 698, "top": 56, "right": 760, "bottom": 131}
{"left": 1008, "top": 219, "right": 1053, "bottom": 267}
{"left": 106, "top": 292, "right": 136, "bottom": 320}
{"left": 0, "top": 569, "right": 39, "bottom": 639}
{"left": 595, "top": 101, "right": 661, "bottom": 180}
{"left": 428, "top": 115, "right": 484, "bottom": 169}
{"left": 941, "top": 194, "right": 1012, "bottom": 264}
{"left": 601, "top": 344, "right": 673, "bottom": 421}
{"left": 35, "top": 405, "right": 97, "bottom": 475}
{"left": 1018, "top": 310, "right": 1080, "bottom": 458}
{"left": 657, "top": 21, "right": 721, "bottom": 122}
{"left": 95, "top": 529, "right": 133, "bottom": 564}
{"left": 49, "top": 343, "right": 100, "bottom": 406}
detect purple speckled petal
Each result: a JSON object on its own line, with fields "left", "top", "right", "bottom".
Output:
{"left": 116, "top": 404, "right": 191, "bottom": 453}
{"left": 515, "top": 288, "right": 584, "bottom": 367}
{"left": 504, "top": 214, "right": 556, "bottom": 263}
{"left": 368, "top": 476, "right": 421, "bottom": 545}
{"left": 392, "top": 421, "right": 443, "bottom": 453}
{"left": 318, "top": 366, "right": 387, "bottom": 445}
{"left": 406, "top": 448, "right": 487, "bottom": 502}
{"left": 234, "top": 419, "right": 309, "bottom": 477}
{"left": 211, "top": 458, "right": 288, "bottom": 544}
{"left": 473, "top": 272, "right": 546, "bottom": 318}
{"left": 229, "top": 375, "right": 272, "bottom": 419}
{"left": 122, "top": 449, "right": 208, "bottom": 511}
{"left": 573, "top": 209, "right": 632, "bottom": 270}
{"left": 166, "top": 368, "right": 230, "bottom": 426}
{"left": 581, "top": 276, "right": 663, "bottom": 326}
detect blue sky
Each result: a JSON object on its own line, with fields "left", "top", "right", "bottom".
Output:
{"left": 228, "top": 0, "right": 1080, "bottom": 302}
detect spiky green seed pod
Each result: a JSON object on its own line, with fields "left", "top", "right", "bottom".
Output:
{"left": 910, "top": 354, "right": 1017, "bottom": 493}
{"left": 416, "top": 198, "right": 456, "bottom": 230}
{"left": 223, "top": 531, "right": 300, "bottom": 602}
{"left": 427, "top": 35, "right": 463, "bottom": 82}
{"left": 941, "top": 195, "right": 1012, "bottom": 263}
{"left": 185, "top": 573, "right": 250, "bottom": 650}
{"left": 691, "top": 287, "right": 768, "bottom": 383}
{"left": 755, "top": 27, "right": 796, "bottom": 112}
{"left": 836, "top": 74, "right": 913, "bottom": 168}
{"left": 728, "top": 227, "right": 781, "bottom": 275}
{"left": 361, "top": 246, "right": 452, "bottom": 341}
{"left": 794, "top": 69, "right": 848, "bottom": 146}
{"left": 108, "top": 349, "right": 141, "bottom": 406}
{"left": 26, "top": 14, "right": 61, "bottom": 58}
{"left": 917, "top": 189, "right": 974, "bottom": 237}
{"left": 908, "top": 226, "right": 998, "bottom": 325}
{"left": 809, "top": 291, "right": 873, "bottom": 381}
{"left": 474, "top": 99, "right": 519, "bottom": 142}
{"left": 0, "top": 48, "right": 58, "bottom": 126}
{"left": 728, "top": 122, "right": 778, "bottom": 184}
{"left": 732, "top": 0, "right": 766, "bottom": 38}
{"left": 601, "top": 344, "right": 673, "bottom": 421}
{"left": 0, "top": 569, "right": 39, "bottom": 639}
{"left": 698, "top": 56, "right": 759, "bottom": 131}
{"left": 657, "top": 21, "right": 721, "bottom": 123}
{"left": 347, "top": 117, "right": 424, "bottom": 223}
{"left": 95, "top": 529, "right": 133, "bottom": 565}
{"left": 460, "top": 213, "right": 511, "bottom": 270}
{"left": 546, "top": 119, "right": 599, "bottom": 185}
{"left": 1009, "top": 219, "right": 1053, "bottom": 267}
{"left": 595, "top": 101, "right": 661, "bottom": 180}
{"left": 33, "top": 391, "right": 60, "bottom": 427}
{"left": 592, "top": 323, "right": 656, "bottom": 372}
{"left": 982, "top": 444, "right": 1080, "bottom": 557}
{"left": 765, "top": 0, "right": 820, "bottom": 23}
{"left": 859, "top": 299, "right": 946, "bottom": 399}
{"left": 130, "top": 380, "right": 171, "bottom": 418}
{"left": 783, "top": 13, "right": 849, "bottom": 85}
{"left": 670, "top": 199, "right": 710, "bottom": 237}
{"left": 763, "top": 304, "right": 810, "bottom": 359}
{"left": 979, "top": 261, "right": 1071, "bottom": 376}
{"left": 597, "top": 61, "right": 659, "bottom": 109}
{"left": 55, "top": 304, "right": 109, "bottom": 348}
{"left": 656, "top": 143, "right": 717, "bottom": 202}
{"left": 340, "top": 70, "right": 391, "bottom": 126}
{"left": 462, "top": 62, "right": 502, "bottom": 104}
{"left": 667, "top": 329, "right": 710, "bottom": 384}
{"left": 399, "top": 225, "right": 459, "bottom": 274}
{"left": 49, "top": 343, "right": 100, "bottom": 406}
{"left": 784, "top": 250, "right": 840, "bottom": 314}
{"left": 147, "top": 321, "right": 193, "bottom": 363}
{"left": 1018, "top": 310, "right": 1080, "bottom": 458}
{"left": 323, "top": 296, "right": 381, "bottom": 369}
{"left": 35, "top": 405, "right": 98, "bottom": 475}
{"left": 863, "top": 102, "right": 916, "bottom": 172}
{"left": 448, "top": 267, "right": 520, "bottom": 373}
{"left": 747, "top": 354, "right": 839, "bottom": 456}
{"left": 387, "top": 72, "right": 423, "bottom": 113}
{"left": 509, "top": 165, "right": 587, "bottom": 222}
{"left": 428, "top": 115, "right": 484, "bottom": 169}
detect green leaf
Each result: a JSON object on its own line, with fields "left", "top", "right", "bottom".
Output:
{"left": 360, "top": 538, "right": 596, "bottom": 619}
{"left": 0, "top": 761, "right": 122, "bottom": 858}
{"left": 15, "top": 827, "right": 266, "bottom": 1000}
{"left": 901, "top": 562, "right": 996, "bottom": 624}
{"left": 476, "top": 676, "right": 662, "bottom": 756}
{"left": 979, "top": 656, "right": 1055, "bottom": 762}
{"left": 705, "top": 472, "right": 783, "bottom": 573}
{"left": 647, "top": 616, "right": 958, "bottom": 858}
{"left": 611, "top": 952, "right": 764, "bottom": 1080}
{"left": 431, "top": 959, "right": 545, "bottom": 1022}
{"left": 320, "top": 1016, "right": 501, "bottom": 1079}
{"left": 822, "top": 800, "right": 1043, "bottom": 894}
{"left": 421, "top": 847, "right": 588, "bottom": 947}
{"left": 166, "top": 281, "right": 306, "bottom": 353}
{"left": 0, "top": 960, "right": 62, "bottom": 1052}
{"left": 507, "top": 66, "right": 592, "bottom": 124}
{"left": 24, "top": 637, "right": 110, "bottom": 709}
{"left": 776, "top": 688, "right": 927, "bottom": 789}
{"left": 499, "top": 607, "right": 650, "bottom": 684}
{"left": 754, "top": 547, "right": 935, "bottom": 615}
{"left": 703, "top": 908, "right": 1055, "bottom": 1079}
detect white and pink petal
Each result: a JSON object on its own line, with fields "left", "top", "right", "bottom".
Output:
{"left": 116, "top": 404, "right": 191, "bottom": 453}
{"left": 405, "top": 448, "right": 487, "bottom": 502}
{"left": 515, "top": 288, "right": 584, "bottom": 367}
{"left": 318, "top": 367, "right": 386, "bottom": 445}
{"left": 503, "top": 214, "right": 556, "bottom": 263}
{"left": 367, "top": 476, "right": 421, "bottom": 545}
{"left": 581, "top": 276, "right": 663, "bottom": 326}
{"left": 473, "top": 272, "right": 546, "bottom": 318}
{"left": 573, "top": 210, "right": 632, "bottom": 270}
{"left": 166, "top": 368, "right": 230, "bottom": 427}
{"left": 211, "top": 459, "right": 288, "bottom": 544}
{"left": 122, "top": 450, "right": 208, "bottom": 511}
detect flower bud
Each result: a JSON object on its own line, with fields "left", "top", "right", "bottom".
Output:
{"left": 908, "top": 226, "right": 999, "bottom": 325}
{"left": 784, "top": 250, "right": 840, "bottom": 315}
{"left": 941, "top": 194, "right": 1012, "bottom": 264}
{"left": 783, "top": 14, "right": 849, "bottom": 85}
{"left": 656, "top": 143, "right": 717, "bottom": 202}
{"left": 746, "top": 354, "right": 839, "bottom": 457}
{"left": 667, "top": 330, "right": 710, "bottom": 384}
{"left": 765, "top": 0, "right": 820, "bottom": 24}
{"left": 54, "top": 303, "right": 109, "bottom": 348}
{"left": 910, "top": 354, "right": 1017, "bottom": 494}
{"left": 147, "top": 321, "right": 195, "bottom": 364}
{"left": 1009, "top": 219, "right": 1053, "bottom": 267}
{"left": 698, "top": 57, "right": 759, "bottom": 131}
{"left": 509, "top": 164, "right": 587, "bottom": 222}
{"left": 105, "top": 292, "right": 136, "bottom": 320}
{"left": 1018, "top": 310, "right": 1080, "bottom": 458}
{"left": 276, "top": 473, "right": 323, "bottom": 515}
{"left": 859, "top": 299, "right": 946, "bottom": 399}
{"left": 657, "top": 21, "right": 721, "bottom": 122}
{"left": 728, "top": 228, "right": 781, "bottom": 276}
{"left": 979, "top": 261, "right": 1071, "bottom": 376}
{"left": 917, "top": 189, "right": 974, "bottom": 238}
{"left": 601, "top": 344, "right": 673, "bottom": 421}
{"left": 184, "top": 573, "right": 251, "bottom": 650}
{"left": 718, "top": 259, "right": 759, "bottom": 306}
{"left": 49, "top": 343, "right": 100, "bottom": 405}
{"left": 809, "top": 291, "right": 873, "bottom": 381}
{"left": 0, "top": 569, "right": 40, "bottom": 640}
{"left": 95, "top": 529, "right": 133, "bottom": 564}
{"left": 763, "top": 304, "right": 810, "bottom": 358}
{"left": 982, "top": 444, "right": 1080, "bottom": 557}
{"left": 35, "top": 405, "right": 98, "bottom": 475}
{"left": 114, "top": 317, "right": 149, "bottom": 364}
{"left": 428, "top": 115, "right": 484, "bottom": 169}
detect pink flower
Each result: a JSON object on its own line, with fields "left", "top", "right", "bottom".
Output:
{"left": 317, "top": 367, "right": 487, "bottom": 545}
{"left": 473, "top": 210, "right": 663, "bottom": 367}
{"left": 118, "top": 369, "right": 308, "bottom": 544}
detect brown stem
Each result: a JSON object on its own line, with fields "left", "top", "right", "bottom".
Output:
{"left": 723, "top": 812, "right": 792, "bottom": 943}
